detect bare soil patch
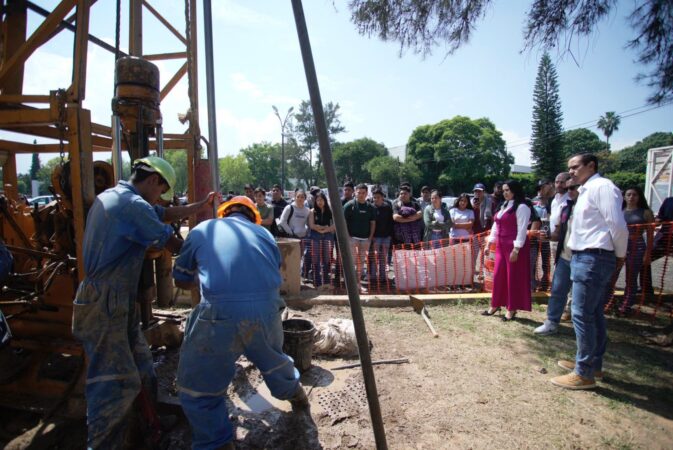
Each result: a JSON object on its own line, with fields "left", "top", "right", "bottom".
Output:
{"left": 2, "top": 301, "right": 672, "bottom": 449}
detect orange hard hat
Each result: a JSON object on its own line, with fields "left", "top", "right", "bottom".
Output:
{"left": 217, "top": 195, "right": 262, "bottom": 224}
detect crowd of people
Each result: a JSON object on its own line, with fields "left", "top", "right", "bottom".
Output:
{"left": 47, "top": 151, "right": 672, "bottom": 448}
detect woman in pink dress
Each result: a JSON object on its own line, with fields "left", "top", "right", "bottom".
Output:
{"left": 482, "top": 179, "right": 532, "bottom": 321}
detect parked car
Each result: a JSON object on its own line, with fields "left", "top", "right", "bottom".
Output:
{"left": 27, "top": 195, "right": 54, "bottom": 207}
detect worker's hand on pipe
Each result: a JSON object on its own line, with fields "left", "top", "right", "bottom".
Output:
{"left": 200, "top": 192, "right": 220, "bottom": 211}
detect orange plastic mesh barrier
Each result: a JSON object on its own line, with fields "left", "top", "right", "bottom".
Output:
{"left": 296, "top": 221, "right": 672, "bottom": 321}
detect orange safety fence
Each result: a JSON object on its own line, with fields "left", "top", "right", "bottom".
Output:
{"left": 294, "top": 221, "right": 673, "bottom": 321}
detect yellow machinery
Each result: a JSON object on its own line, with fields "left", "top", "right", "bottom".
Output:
{"left": 0, "top": 0, "right": 215, "bottom": 414}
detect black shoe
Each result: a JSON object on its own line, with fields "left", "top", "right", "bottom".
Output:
{"left": 481, "top": 307, "right": 501, "bottom": 316}
{"left": 502, "top": 311, "right": 517, "bottom": 321}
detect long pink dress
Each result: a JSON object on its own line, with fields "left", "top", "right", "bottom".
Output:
{"left": 491, "top": 206, "right": 532, "bottom": 311}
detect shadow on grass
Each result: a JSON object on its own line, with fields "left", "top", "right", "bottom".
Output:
{"left": 521, "top": 315, "right": 673, "bottom": 420}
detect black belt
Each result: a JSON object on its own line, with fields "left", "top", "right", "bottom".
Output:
{"left": 572, "top": 248, "right": 614, "bottom": 255}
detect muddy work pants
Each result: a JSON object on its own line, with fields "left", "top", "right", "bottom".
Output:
{"left": 177, "top": 295, "right": 300, "bottom": 449}
{"left": 72, "top": 279, "right": 155, "bottom": 450}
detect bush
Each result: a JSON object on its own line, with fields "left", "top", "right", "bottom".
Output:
{"left": 605, "top": 171, "right": 645, "bottom": 192}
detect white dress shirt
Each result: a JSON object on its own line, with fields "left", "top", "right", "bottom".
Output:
{"left": 549, "top": 192, "right": 569, "bottom": 234}
{"left": 567, "top": 173, "right": 628, "bottom": 258}
{"left": 487, "top": 201, "right": 531, "bottom": 248}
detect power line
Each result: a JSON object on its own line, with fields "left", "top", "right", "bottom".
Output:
{"left": 506, "top": 100, "right": 673, "bottom": 150}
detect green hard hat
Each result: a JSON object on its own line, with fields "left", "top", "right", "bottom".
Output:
{"left": 133, "top": 156, "right": 176, "bottom": 201}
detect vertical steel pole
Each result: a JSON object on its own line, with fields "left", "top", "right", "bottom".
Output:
{"left": 290, "top": 1, "right": 388, "bottom": 449}
{"left": 281, "top": 130, "right": 285, "bottom": 192}
{"left": 111, "top": 115, "right": 123, "bottom": 182}
{"left": 156, "top": 119, "right": 164, "bottom": 158}
{"left": 202, "top": 0, "right": 220, "bottom": 198}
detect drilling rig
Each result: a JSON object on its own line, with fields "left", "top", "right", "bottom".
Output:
{"left": 0, "top": 0, "right": 217, "bottom": 415}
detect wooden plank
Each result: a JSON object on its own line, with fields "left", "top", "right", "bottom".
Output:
{"left": 160, "top": 62, "right": 187, "bottom": 101}
{"left": 0, "top": 124, "right": 112, "bottom": 148}
{"left": 90, "top": 122, "right": 111, "bottom": 136}
{"left": 67, "top": 0, "right": 90, "bottom": 102}
{"left": 67, "top": 107, "right": 94, "bottom": 281}
{"left": 0, "top": 0, "right": 77, "bottom": 86}
{"left": 142, "top": 0, "right": 187, "bottom": 45}
{"left": 143, "top": 52, "right": 187, "bottom": 61}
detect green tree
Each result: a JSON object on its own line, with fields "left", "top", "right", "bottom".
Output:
{"left": 163, "top": 150, "right": 188, "bottom": 195}
{"left": 561, "top": 128, "right": 604, "bottom": 159}
{"left": 333, "top": 138, "right": 387, "bottom": 183}
{"left": 35, "top": 157, "right": 62, "bottom": 195}
{"left": 616, "top": 132, "right": 673, "bottom": 173}
{"left": 406, "top": 116, "right": 513, "bottom": 195}
{"left": 289, "top": 100, "right": 345, "bottom": 186}
{"left": 607, "top": 171, "right": 646, "bottom": 192}
{"left": 348, "top": 0, "right": 673, "bottom": 104}
{"left": 597, "top": 112, "right": 621, "bottom": 150}
{"left": 530, "top": 52, "right": 564, "bottom": 180}
{"left": 29, "top": 153, "right": 40, "bottom": 180}
{"left": 509, "top": 173, "right": 538, "bottom": 197}
{"left": 366, "top": 155, "right": 401, "bottom": 188}
{"left": 240, "top": 142, "right": 281, "bottom": 189}
{"left": 218, "top": 155, "right": 253, "bottom": 193}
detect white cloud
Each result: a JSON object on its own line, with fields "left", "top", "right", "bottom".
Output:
{"left": 215, "top": 108, "right": 280, "bottom": 155}
{"left": 229, "top": 72, "right": 299, "bottom": 106}
{"left": 501, "top": 129, "right": 532, "bottom": 167}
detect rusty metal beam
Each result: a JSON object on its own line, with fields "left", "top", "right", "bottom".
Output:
{"left": 1, "top": 0, "right": 28, "bottom": 94}
{"left": 129, "top": 0, "right": 143, "bottom": 56}
{"left": 160, "top": 62, "right": 188, "bottom": 101}
{"left": 67, "top": 0, "right": 91, "bottom": 102}
{"left": 0, "top": 0, "right": 77, "bottom": 87}
{"left": 0, "top": 108, "right": 57, "bottom": 127}
{"left": 67, "top": 107, "right": 94, "bottom": 281}
{"left": 0, "top": 95, "right": 51, "bottom": 103}
{"left": 0, "top": 139, "right": 69, "bottom": 153}
{"left": 143, "top": 52, "right": 188, "bottom": 61}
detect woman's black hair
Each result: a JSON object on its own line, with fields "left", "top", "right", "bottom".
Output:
{"left": 622, "top": 186, "right": 650, "bottom": 210}
{"left": 313, "top": 191, "right": 331, "bottom": 214}
{"left": 453, "top": 194, "right": 473, "bottom": 210}
{"left": 503, "top": 179, "right": 526, "bottom": 211}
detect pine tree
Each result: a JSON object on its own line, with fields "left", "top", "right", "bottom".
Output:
{"left": 530, "top": 53, "right": 564, "bottom": 180}
{"left": 29, "top": 153, "right": 41, "bottom": 180}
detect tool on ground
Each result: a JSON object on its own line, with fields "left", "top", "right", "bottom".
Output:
{"left": 332, "top": 358, "right": 410, "bottom": 371}
{"left": 410, "top": 297, "right": 439, "bottom": 338}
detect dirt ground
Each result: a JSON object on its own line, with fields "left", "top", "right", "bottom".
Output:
{"left": 2, "top": 301, "right": 672, "bottom": 449}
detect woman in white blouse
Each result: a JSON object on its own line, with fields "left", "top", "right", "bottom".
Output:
{"left": 482, "top": 180, "right": 532, "bottom": 321}
{"left": 449, "top": 194, "right": 475, "bottom": 244}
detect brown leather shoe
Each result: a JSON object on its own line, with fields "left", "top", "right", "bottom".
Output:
{"left": 557, "top": 360, "right": 603, "bottom": 380}
{"left": 550, "top": 372, "right": 596, "bottom": 390}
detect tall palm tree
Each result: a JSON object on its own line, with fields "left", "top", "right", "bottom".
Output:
{"left": 597, "top": 112, "right": 621, "bottom": 150}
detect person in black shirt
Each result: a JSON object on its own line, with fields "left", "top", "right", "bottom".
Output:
{"left": 308, "top": 192, "right": 335, "bottom": 288}
{"left": 369, "top": 187, "right": 394, "bottom": 283}
{"left": 270, "top": 184, "right": 288, "bottom": 237}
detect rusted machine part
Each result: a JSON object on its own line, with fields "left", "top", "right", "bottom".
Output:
{"left": 112, "top": 56, "right": 162, "bottom": 161}
{"left": 155, "top": 250, "right": 173, "bottom": 309}
{"left": 51, "top": 161, "right": 114, "bottom": 211}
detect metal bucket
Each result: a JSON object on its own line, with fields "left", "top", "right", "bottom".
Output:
{"left": 282, "top": 319, "right": 315, "bottom": 373}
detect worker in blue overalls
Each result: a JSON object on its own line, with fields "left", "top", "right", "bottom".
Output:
{"left": 72, "top": 156, "right": 217, "bottom": 449}
{"left": 173, "top": 195, "right": 309, "bottom": 450}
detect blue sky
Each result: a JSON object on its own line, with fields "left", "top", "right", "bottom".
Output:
{"left": 6, "top": 0, "right": 672, "bottom": 174}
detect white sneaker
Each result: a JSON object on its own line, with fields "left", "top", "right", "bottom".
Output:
{"left": 534, "top": 320, "right": 558, "bottom": 335}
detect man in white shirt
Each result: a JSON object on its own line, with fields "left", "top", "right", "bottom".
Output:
{"left": 551, "top": 153, "right": 628, "bottom": 390}
{"left": 549, "top": 172, "right": 571, "bottom": 235}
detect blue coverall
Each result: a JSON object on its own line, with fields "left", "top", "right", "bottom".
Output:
{"left": 173, "top": 213, "right": 300, "bottom": 450}
{"left": 72, "top": 180, "right": 173, "bottom": 449}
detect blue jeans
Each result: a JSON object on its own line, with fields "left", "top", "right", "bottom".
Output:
{"left": 369, "top": 237, "right": 391, "bottom": 281}
{"left": 177, "top": 296, "right": 300, "bottom": 449}
{"left": 547, "top": 257, "right": 572, "bottom": 324}
{"left": 309, "top": 231, "right": 334, "bottom": 286}
{"left": 570, "top": 251, "right": 616, "bottom": 379}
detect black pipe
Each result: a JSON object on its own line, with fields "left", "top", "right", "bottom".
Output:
{"left": 289, "top": 1, "right": 388, "bottom": 448}
{"left": 25, "top": 0, "right": 127, "bottom": 57}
